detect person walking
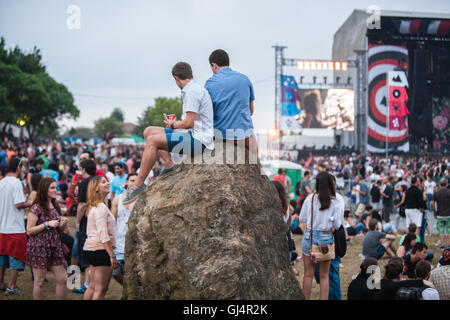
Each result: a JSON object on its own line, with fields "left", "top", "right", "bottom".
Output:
{"left": 405, "top": 177, "right": 427, "bottom": 237}
{"left": 380, "top": 176, "right": 394, "bottom": 223}
{"left": 83, "top": 176, "right": 117, "bottom": 300}
{"left": 432, "top": 178, "right": 450, "bottom": 249}
{"left": 26, "top": 177, "right": 69, "bottom": 300}
{"left": 299, "top": 172, "right": 341, "bottom": 300}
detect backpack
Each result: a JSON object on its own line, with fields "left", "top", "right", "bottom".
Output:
{"left": 333, "top": 225, "right": 347, "bottom": 258}
{"left": 395, "top": 286, "right": 428, "bottom": 300}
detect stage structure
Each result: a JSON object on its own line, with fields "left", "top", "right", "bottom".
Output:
{"left": 272, "top": 47, "right": 363, "bottom": 152}
{"left": 333, "top": 10, "right": 450, "bottom": 154}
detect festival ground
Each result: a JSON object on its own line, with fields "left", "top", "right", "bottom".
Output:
{"left": 0, "top": 216, "right": 444, "bottom": 301}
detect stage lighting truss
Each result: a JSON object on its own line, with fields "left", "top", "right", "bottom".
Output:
{"left": 293, "top": 59, "right": 349, "bottom": 71}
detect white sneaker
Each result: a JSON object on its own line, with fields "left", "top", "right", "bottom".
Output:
{"left": 5, "top": 286, "right": 24, "bottom": 296}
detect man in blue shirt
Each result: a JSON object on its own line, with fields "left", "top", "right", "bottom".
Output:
{"left": 111, "top": 162, "right": 128, "bottom": 200}
{"left": 205, "top": 49, "right": 255, "bottom": 143}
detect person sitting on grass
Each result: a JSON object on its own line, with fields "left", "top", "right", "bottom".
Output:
{"left": 124, "top": 62, "right": 214, "bottom": 205}
{"left": 397, "top": 232, "right": 418, "bottom": 258}
{"left": 344, "top": 210, "right": 366, "bottom": 236}
{"left": 372, "top": 257, "right": 433, "bottom": 300}
{"left": 403, "top": 243, "right": 431, "bottom": 279}
{"left": 362, "top": 218, "right": 397, "bottom": 260}
{"left": 347, "top": 257, "right": 378, "bottom": 300}
{"left": 398, "top": 223, "right": 420, "bottom": 247}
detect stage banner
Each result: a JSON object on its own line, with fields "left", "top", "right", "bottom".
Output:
{"left": 432, "top": 95, "right": 450, "bottom": 152}
{"left": 280, "top": 75, "right": 301, "bottom": 132}
{"left": 367, "top": 44, "right": 410, "bottom": 153}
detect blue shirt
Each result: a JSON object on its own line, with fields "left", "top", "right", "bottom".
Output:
{"left": 40, "top": 169, "right": 60, "bottom": 191}
{"left": 0, "top": 151, "right": 7, "bottom": 167}
{"left": 205, "top": 67, "right": 255, "bottom": 140}
{"left": 359, "top": 182, "right": 370, "bottom": 204}
{"left": 111, "top": 174, "right": 128, "bottom": 197}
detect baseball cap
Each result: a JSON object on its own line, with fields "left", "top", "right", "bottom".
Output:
{"left": 114, "top": 161, "right": 126, "bottom": 168}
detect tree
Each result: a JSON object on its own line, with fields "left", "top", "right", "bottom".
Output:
{"left": 94, "top": 116, "right": 123, "bottom": 138}
{"left": 111, "top": 107, "right": 124, "bottom": 122}
{"left": 0, "top": 37, "right": 79, "bottom": 138}
{"left": 134, "top": 97, "right": 182, "bottom": 136}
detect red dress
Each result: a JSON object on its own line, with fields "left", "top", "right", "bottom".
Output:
{"left": 26, "top": 204, "right": 67, "bottom": 269}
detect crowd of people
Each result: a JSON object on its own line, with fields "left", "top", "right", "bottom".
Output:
{"left": 273, "top": 152, "right": 450, "bottom": 300}
{"left": 0, "top": 47, "right": 449, "bottom": 300}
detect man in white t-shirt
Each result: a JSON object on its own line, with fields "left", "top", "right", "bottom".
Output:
{"left": 424, "top": 175, "right": 437, "bottom": 212}
{"left": 0, "top": 157, "right": 32, "bottom": 295}
{"left": 124, "top": 61, "right": 214, "bottom": 205}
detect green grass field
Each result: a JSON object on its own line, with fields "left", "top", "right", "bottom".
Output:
{"left": 0, "top": 216, "right": 444, "bottom": 300}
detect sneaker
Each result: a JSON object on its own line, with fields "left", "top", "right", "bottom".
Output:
{"left": 72, "top": 284, "right": 87, "bottom": 295}
{"left": 122, "top": 184, "right": 146, "bottom": 205}
{"left": 160, "top": 164, "right": 180, "bottom": 176}
{"left": 0, "top": 284, "right": 7, "bottom": 292}
{"left": 5, "top": 286, "right": 24, "bottom": 296}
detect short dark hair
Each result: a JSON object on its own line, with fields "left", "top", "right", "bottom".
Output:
{"left": 80, "top": 159, "right": 96, "bottom": 176}
{"left": 172, "top": 62, "right": 193, "bottom": 80}
{"left": 34, "top": 158, "right": 44, "bottom": 166}
{"left": 304, "top": 170, "right": 310, "bottom": 177}
{"left": 408, "top": 222, "right": 417, "bottom": 233}
{"left": 365, "top": 204, "right": 373, "bottom": 211}
{"left": 360, "top": 257, "right": 378, "bottom": 276}
{"left": 209, "top": 49, "right": 230, "bottom": 67}
{"left": 126, "top": 172, "right": 138, "bottom": 181}
{"left": 81, "top": 150, "right": 95, "bottom": 160}
{"left": 368, "top": 218, "right": 378, "bottom": 231}
{"left": 384, "top": 257, "right": 404, "bottom": 280}
{"left": 7, "top": 157, "right": 21, "bottom": 173}
{"left": 278, "top": 168, "right": 283, "bottom": 174}
{"left": 411, "top": 242, "right": 428, "bottom": 254}
{"left": 415, "top": 260, "right": 431, "bottom": 279}
{"left": 411, "top": 176, "right": 418, "bottom": 185}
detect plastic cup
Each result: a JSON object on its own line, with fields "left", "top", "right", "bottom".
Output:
{"left": 167, "top": 114, "right": 176, "bottom": 121}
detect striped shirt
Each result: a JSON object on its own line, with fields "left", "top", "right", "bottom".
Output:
{"left": 83, "top": 202, "right": 116, "bottom": 251}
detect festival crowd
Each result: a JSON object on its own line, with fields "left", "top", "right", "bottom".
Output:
{"left": 0, "top": 48, "right": 449, "bottom": 300}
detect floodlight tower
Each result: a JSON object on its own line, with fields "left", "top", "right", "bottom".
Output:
{"left": 272, "top": 45, "right": 287, "bottom": 131}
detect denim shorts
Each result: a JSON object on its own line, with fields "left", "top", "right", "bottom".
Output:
{"left": 164, "top": 128, "right": 206, "bottom": 155}
{"left": 302, "top": 230, "right": 334, "bottom": 256}
{"left": 112, "top": 259, "right": 125, "bottom": 276}
{"left": 0, "top": 255, "right": 25, "bottom": 270}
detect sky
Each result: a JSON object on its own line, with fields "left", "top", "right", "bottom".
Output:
{"left": 1, "top": 0, "right": 450, "bottom": 132}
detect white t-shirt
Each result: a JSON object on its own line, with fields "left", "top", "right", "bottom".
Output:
{"left": 421, "top": 288, "right": 440, "bottom": 300}
{"left": 424, "top": 180, "right": 436, "bottom": 195}
{"left": 0, "top": 176, "right": 26, "bottom": 234}
{"left": 181, "top": 80, "right": 214, "bottom": 150}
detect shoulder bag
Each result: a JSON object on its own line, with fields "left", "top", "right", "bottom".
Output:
{"left": 310, "top": 194, "right": 335, "bottom": 262}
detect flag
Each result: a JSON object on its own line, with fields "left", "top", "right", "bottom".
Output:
{"left": 389, "top": 116, "right": 407, "bottom": 131}
{"left": 388, "top": 86, "right": 409, "bottom": 117}
{"left": 280, "top": 75, "right": 301, "bottom": 131}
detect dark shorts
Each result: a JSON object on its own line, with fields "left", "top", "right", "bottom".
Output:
{"left": 84, "top": 250, "right": 111, "bottom": 267}
{"left": 164, "top": 128, "right": 206, "bottom": 155}
{"left": 376, "top": 245, "right": 386, "bottom": 259}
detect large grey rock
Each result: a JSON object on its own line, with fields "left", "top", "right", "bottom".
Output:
{"left": 123, "top": 144, "right": 304, "bottom": 300}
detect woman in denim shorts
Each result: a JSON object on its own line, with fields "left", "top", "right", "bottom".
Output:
{"left": 299, "top": 172, "right": 342, "bottom": 300}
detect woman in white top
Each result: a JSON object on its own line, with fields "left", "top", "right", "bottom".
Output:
{"left": 299, "top": 172, "right": 342, "bottom": 300}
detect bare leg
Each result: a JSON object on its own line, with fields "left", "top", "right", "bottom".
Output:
{"left": 302, "top": 254, "right": 314, "bottom": 300}
{"left": 83, "top": 266, "right": 95, "bottom": 300}
{"left": 50, "top": 265, "right": 67, "bottom": 300}
{"left": 0, "top": 267, "right": 5, "bottom": 286}
{"left": 143, "top": 126, "right": 174, "bottom": 169}
{"left": 134, "top": 134, "right": 169, "bottom": 189}
{"left": 8, "top": 269, "right": 19, "bottom": 289}
{"left": 113, "top": 274, "right": 123, "bottom": 285}
{"left": 319, "top": 260, "right": 331, "bottom": 300}
{"left": 92, "top": 266, "right": 112, "bottom": 300}
{"left": 32, "top": 268, "right": 47, "bottom": 300}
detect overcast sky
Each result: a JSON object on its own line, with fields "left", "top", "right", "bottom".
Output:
{"left": 1, "top": 0, "right": 449, "bottom": 132}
